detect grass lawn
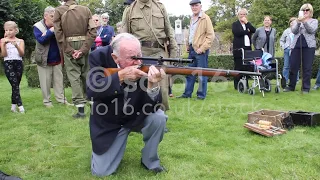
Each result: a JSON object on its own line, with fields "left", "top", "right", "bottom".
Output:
{"left": 0, "top": 75, "right": 320, "bottom": 180}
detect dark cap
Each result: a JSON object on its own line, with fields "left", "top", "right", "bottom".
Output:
{"left": 189, "top": 0, "right": 201, "bottom": 5}
{"left": 124, "top": 0, "right": 134, "bottom": 5}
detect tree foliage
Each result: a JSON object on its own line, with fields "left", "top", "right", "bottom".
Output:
{"left": 208, "top": 0, "right": 320, "bottom": 45}
{"left": 249, "top": 0, "right": 319, "bottom": 41}
{"left": 208, "top": 0, "right": 252, "bottom": 43}
{"left": 78, "top": 0, "right": 104, "bottom": 14}
{"left": 0, "top": 0, "right": 50, "bottom": 59}
{"left": 102, "top": 0, "right": 126, "bottom": 26}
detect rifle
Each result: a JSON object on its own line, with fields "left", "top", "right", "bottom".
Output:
{"left": 104, "top": 56, "right": 261, "bottom": 77}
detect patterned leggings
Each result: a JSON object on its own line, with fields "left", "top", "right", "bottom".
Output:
{"left": 3, "top": 60, "right": 23, "bottom": 106}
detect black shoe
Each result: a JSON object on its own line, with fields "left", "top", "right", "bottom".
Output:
{"left": 72, "top": 112, "right": 85, "bottom": 119}
{"left": 281, "top": 78, "right": 287, "bottom": 89}
{"left": 0, "top": 171, "right": 22, "bottom": 180}
{"left": 141, "top": 160, "right": 167, "bottom": 173}
{"left": 176, "top": 95, "right": 191, "bottom": 98}
{"left": 283, "top": 87, "right": 294, "bottom": 92}
{"left": 196, "top": 96, "right": 205, "bottom": 100}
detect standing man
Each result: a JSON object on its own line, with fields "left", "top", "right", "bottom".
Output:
{"left": 177, "top": 0, "right": 214, "bottom": 100}
{"left": 121, "top": 0, "right": 135, "bottom": 23}
{"left": 33, "top": 6, "right": 69, "bottom": 108}
{"left": 122, "top": 0, "right": 178, "bottom": 112}
{"left": 53, "top": 0, "right": 96, "bottom": 118}
{"left": 100, "top": 13, "right": 115, "bottom": 46}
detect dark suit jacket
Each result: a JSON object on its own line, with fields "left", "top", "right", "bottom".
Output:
{"left": 100, "top": 25, "right": 115, "bottom": 46}
{"left": 87, "top": 46, "right": 162, "bottom": 155}
{"left": 232, "top": 20, "right": 256, "bottom": 50}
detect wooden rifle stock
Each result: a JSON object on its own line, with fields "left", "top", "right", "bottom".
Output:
{"left": 104, "top": 65, "right": 261, "bottom": 77}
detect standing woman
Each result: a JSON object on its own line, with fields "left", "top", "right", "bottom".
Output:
{"left": 0, "top": 21, "right": 25, "bottom": 113}
{"left": 232, "top": 8, "right": 256, "bottom": 90}
{"left": 252, "top": 15, "right": 276, "bottom": 57}
{"left": 280, "top": 17, "right": 298, "bottom": 85}
{"left": 284, "top": 3, "right": 318, "bottom": 93}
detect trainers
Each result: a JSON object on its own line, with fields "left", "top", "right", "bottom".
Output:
{"left": 312, "top": 85, "right": 320, "bottom": 90}
{"left": 18, "top": 106, "right": 25, "bottom": 114}
{"left": 0, "top": 170, "right": 22, "bottom": 180}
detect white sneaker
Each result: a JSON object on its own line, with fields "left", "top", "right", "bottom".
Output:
{"left": 18, "top": 106, "right": 25, "bottom": 114}
{"left": 11, "top": 104, "right": 17, "bottom": 113}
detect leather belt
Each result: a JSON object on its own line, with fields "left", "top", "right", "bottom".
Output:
{"left": 141, "top": 41, "right": 162, "bottom": 48}
{"left": 66, "top": 36, "right": 86, "bottom": 42}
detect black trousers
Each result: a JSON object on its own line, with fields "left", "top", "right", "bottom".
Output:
{"left": 3, "top": 60, "right": 23, "bottom": 106}
{"left": 288, "top": 47, "right": 315, "bottom": 91}
{"left": 233, "top": 47, "right": 251, "bottom": 89}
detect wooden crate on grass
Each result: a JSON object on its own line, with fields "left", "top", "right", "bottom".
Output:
{"left": 248, "top": 109, "right": 289, "bottom": 128}
{"left": 244, "top": 123, "right": 286, "bottom": 137}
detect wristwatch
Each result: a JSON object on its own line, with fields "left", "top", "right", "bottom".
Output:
{"left": 148, "top": 86, "right": 160, "bottom": 93}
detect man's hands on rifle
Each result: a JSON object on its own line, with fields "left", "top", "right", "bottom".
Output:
{"left": 117, "top": 65, "right": 165, "bottom": 89}
{"left": 118, "top": 65, "right": 148, "bottom": 83}
{"left": 147, "top": 65, "right": 166, "bottom": 89}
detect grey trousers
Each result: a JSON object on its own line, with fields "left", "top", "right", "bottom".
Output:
{"left": 37, "top": 64, "right": 66, "bottom": 105}
{"left": 91, "top": 109, "right": 167, "bottom": 177}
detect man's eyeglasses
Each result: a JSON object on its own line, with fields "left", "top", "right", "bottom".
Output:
{"left": 303, "top": 9, "right": 310, "bottom": 12}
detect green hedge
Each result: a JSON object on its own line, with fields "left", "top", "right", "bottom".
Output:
{"left": 24, "top": 63, "right": 70, "bottom": 88}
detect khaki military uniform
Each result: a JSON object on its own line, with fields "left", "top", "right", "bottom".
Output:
{"left": 122, "top": 0, "right": 178, "bottom": 111}
{"left": 53, "top": 0, "right": 96, "bottom": 106}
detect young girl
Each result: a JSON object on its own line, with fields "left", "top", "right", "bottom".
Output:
{"left": 0, "top": 21, "right": 25, "bottom": 113}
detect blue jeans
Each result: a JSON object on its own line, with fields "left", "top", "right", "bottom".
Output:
{"left": 315, "top": 66, "right": 320, "bottom": 86}
{"left": 283, "top": 48, "right": 299, "bottom": 82}
{"left": 182, "top": 46, "right": 209, "bottom": 99}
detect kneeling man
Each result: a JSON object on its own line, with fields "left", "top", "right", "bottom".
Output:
{"left": 87, "top": 33, "right": 167, "bottom": 177}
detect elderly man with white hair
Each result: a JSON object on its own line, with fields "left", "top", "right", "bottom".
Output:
{"left": 87, "top": 33, "right": 167, "bottom": 176}
{"left": 33, "top": 6, "right": 70, "bottom": 108}
{"left": 99, "top": 12, "right": 115, "bottom": 46}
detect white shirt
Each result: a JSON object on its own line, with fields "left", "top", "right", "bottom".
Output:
{"left": 242, "top": 24, "right": 250, "bottom": 47}
{"left": 4, "top": 41, "right": 22, "bottom": 61}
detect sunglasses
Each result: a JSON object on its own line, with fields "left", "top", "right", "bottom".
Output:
{"left": 303, "top": 9, "right": 310, "bottom": 12}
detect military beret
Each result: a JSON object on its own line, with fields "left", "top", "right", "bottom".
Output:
{"left": 189, "top": 0, "right": 201, "bottom": 5}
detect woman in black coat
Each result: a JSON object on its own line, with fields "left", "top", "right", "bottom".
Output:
{"left": 232, "top": 8, "right": 256, "bottom": 90}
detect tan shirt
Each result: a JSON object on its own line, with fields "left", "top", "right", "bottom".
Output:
{"left": 53, "top": 0, "right": 96, "bottom": 55}
{"left": 122, "top": 0, "right": 177, "bottom": 57}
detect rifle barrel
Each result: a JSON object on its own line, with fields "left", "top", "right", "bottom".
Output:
{"left": 132, "top": 56, "right": 193, "bottom": 63}
{"left": 104, "top": 65, "right": 261, "bottom": 77}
